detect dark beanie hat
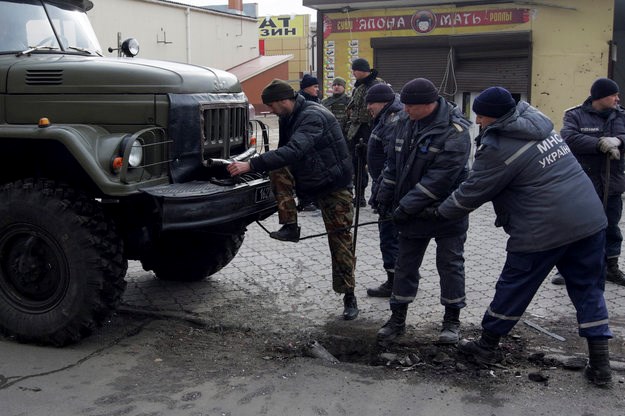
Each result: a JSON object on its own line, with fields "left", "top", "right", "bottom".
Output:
{"left": 472, "top": 86, "right": 516, "bottom": 118}
{"left": 351, "top": 58, "right": 371, "bottom": 72}
{"left": 366, "top": 83, "right": 395, "bottom": 103}
{"left": 261, "top": 79, "right": 296, "bottom": 104}
{"left": 591, "top": 77, "right": 619, "bottom": 100}
{"left": 400, "top": 78, "right": 438, "bottom": 104}
{"left": 300, "top": 74, "right": 318, "bottom": 90}
{"left": 332, "top": 77, "right": 347, "bottom": 87}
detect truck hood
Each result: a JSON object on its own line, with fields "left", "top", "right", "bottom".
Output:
{"left": 5, "top": 55, "right": 242, "bottom": 94}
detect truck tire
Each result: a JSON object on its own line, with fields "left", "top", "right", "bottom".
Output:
{"left": 0, "top": 179, "right": 128, "bottom": 346}
{"left": 141, "top": 232, "right": 244, "bottom": 281}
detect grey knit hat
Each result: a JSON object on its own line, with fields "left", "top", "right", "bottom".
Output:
{"left": 332, "top": 77, "right": 347, "bottom": 87}
{"left": 261, "top": 79, "right": 297, "bottom": 104}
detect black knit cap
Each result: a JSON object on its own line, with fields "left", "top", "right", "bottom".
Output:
{"left": 400, "top": 78, "right": 438, "bottom": 104}
{"left": 591, "top": 77, "right": 619, "bottom": 100}
{"left": 300, "top": 74, "right": 319, "bottom": 89}
{"left": 351, "top": 58, "right": 370, "bottom": 72}
{"left": 261, "top": 79, "right": 296, "bottom": 104}
{"left": 472, "top": 86, "right": 516, "bottom": 118}
{"left": 366, "top": 83, "right": 395, "bottom": 103}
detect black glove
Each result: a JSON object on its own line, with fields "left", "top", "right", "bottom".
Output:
{"left": 377, "top": 203, "right": 391, "bottom": 219}
{"left": 392, "top": 206, "right": 412, "bottom": 225}
{"left": 417, "top": 206, "right": 441, "bottom": 220}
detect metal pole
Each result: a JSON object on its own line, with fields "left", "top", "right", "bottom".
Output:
{"left": 352, "top": 138, "right": 365, "bottom": 255}
{"left": 603, "top": 152, "right": 611, "bottom": 210}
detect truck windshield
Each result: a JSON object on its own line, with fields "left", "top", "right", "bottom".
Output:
{"left": 0, "top": 0, "right": 101, "bottom": 55}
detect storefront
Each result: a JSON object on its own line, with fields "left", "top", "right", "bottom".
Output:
{"left": 305, "top": 0, "right": 615, "bottom": 130}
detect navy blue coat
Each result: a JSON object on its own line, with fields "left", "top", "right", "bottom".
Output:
{"left": 439, "top": 101, "right": 607, "bottom": 253}
{"left": 561, "top": 99, "right": 625, "bottom": 196}
{"left": 378, "top": 97, "right": 471, "bottom": 238}
{"left": 250, "top": 95, "right": 352, "bottom": 199}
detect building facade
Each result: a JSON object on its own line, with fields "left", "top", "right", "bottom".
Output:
{"left": 305, "top": 0, "right": 616, "bottom": 130}
{"left": 259, "top": 14, "right": 314, "bottom": 88}
{"left": 89, "top": 0, "right": 260, "bottom": 70}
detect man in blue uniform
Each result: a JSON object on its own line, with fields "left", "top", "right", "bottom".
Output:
{"left": 552, "top": 78, "right": 625, "bottom": 286}
{"left": 421, "top": 87, "right": 612, "bottom": 386}
{"left": 363, "top": 83, "right": 401, "bottom": 298}
{"left": 376, "top": 78, "right": 471, "bottom": 345}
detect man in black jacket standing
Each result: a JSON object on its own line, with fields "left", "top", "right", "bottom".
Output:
{"left": 346, "top": 58, "right": 382, "bottom": 207}
{"left": 227, "top": 79, "right": 359, "bottom": 320}
{"left": 375, "top": 78, "right": 471, "bottom": 345}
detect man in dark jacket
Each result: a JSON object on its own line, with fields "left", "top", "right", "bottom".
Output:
{"left": 346, "top": 58, "right": 382, "bottom": 207}
{"left": 555, "top": 78, "right": 625, "bottom": 286}
{"left": 322, "top": 77, "right": 350, "bottom": 133}
{"left": 296, "top": 74, "right": 322, "bottom": 211}
{"left": 298, "top": 74, "right": 320, "bottom": 103}
{"left": 422, "top": 87, "right": 612, "bottom": 386}
{"left": 376, "top": 78, "right": 471, "bottom": 345}
{"left": 363, "top": 83, "right": 401, "bottom": 298}
{"left": 227, "top": 79, "right": 359, "bottom": 320}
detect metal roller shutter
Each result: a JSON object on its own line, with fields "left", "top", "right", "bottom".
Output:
{"left": 372, "top": 32, "right": 531, "bottom": 97}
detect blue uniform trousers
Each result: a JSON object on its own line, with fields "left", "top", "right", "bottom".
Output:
{"left": 390, "top": 232, "right": 467, "bottom": 309}
{"left": 483, "top": 230, "right": 612, "bottom": 339}
{"left": 378, "top": 218, "right": 398, "bottom": 272}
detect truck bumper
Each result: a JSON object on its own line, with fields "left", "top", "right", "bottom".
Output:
{"left": 140, "top": 176, "right": 277, "bottom": 232}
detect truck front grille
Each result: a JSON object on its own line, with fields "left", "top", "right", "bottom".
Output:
{"left": 201, "top": 104, "right": 249, "bottom": 161}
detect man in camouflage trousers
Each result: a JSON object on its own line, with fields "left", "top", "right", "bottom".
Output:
{"left": 227, "top": 79, "right": 359, "bottom": 320}
{"left": 346, "top": 58, "right": 383, "bottom": 207}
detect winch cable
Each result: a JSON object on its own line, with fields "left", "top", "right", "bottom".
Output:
{"left": 255, "top": 217, "right": 392, "bottom": 241}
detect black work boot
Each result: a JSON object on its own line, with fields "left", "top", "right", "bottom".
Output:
{"left": 438, "top": 307, "right": 461, "bottom": 344}
{"left": 269, "top": 223, "right": 301, "bottom": 242}
{"left": 457, "top": 330, "right": 502, "bottom": 364}
{"left": 606, "top": 258, "right": 625, "bottom": 286}
{"left": 377, "top": 303, "right": 408, "bottom": 344}
{"left": 342, "top": 291, "right": 359, "bottom": 320}
{"left": 367, "top": 271, "right": 394, "bottom": 297}
{"left": 585, "top": 338, "right": 612, "bottom": 386}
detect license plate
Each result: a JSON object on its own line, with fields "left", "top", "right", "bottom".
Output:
{"left": 255, "top": 185, "right": 271, "bottom": 203}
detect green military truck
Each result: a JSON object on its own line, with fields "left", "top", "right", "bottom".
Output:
{"left": 0, "top": 0, "right": 276, "bottom": 345}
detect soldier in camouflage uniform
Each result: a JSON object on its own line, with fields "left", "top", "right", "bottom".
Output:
{"left": 227, "top": 79, "right": 359, "bottom": 320}
{"left": 346, "top": 58, "right": 383, "bottom": 207}
{"left": 322, "top": 77, "right": 350, "bottom": 133}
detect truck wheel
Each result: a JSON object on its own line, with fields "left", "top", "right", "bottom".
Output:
{"left": 141, "top": 232, "right": 244, "bottom": 281}
{"left": 0, "top": 179, "right": 128, "bottom": 346}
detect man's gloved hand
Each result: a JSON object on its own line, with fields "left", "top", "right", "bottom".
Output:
{"left": 597, "top": 136, "right": 622, "bottom": 153}
{"left": 609, "top": 147, "right": 621, "bottom": 160}
{"left": 377, "top": 203, "right": 391, "bottom": 219}
{"left": 417, "top": 206, "right": 441, "bottom": 220}
{"left": 392, "top": 206, "right": 412, "bottom": 225}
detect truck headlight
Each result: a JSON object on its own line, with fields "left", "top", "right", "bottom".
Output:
{"left": 121, "top": 135, "right": 144, "bottom": 168}
{"left": 128, "top": 139, "right": 143, "bottom": 167}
